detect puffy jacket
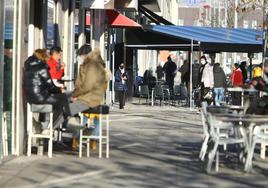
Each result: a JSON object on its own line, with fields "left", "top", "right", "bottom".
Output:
{"left": 23, "top": 55, "right": 61, "bottom": 104}
{"left": 72, "top": 49, "right": 110, "bottom": 108}
{"left": 213, "top": 64, "right": 227, "bottom": 88}
{"left": 47, "top": 57, "right": 64, "bottom": 80}
{"left": 115, "top": 69, "right": 128, "bottom": 91}
{"left": 230, "top": 68, "right": 243, "bottom": 87}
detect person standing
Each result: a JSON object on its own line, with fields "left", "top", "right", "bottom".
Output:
{"left": 115, "top": 63, "right": 128, "bottom": 109}
{"left": 213, "top": 63, "right": 227, "bottom": 106}
{"left": 230, "top": 63, "right": 243, "bottom": 105}
{"left": 163, "top": 56, "right": 177, "bottom": 93}
{"left": 199, "top": 56, "right": 214, "bottom": 105}
{"left": 179, "top": 60, "right": 190, "bottom": 90}
{"left": 156, "top": 64, "right": 164, "bottom": 80}
{"left": 47, "top": 46, "right": 65, "bottom": 89}
{"left": 239, "top": 61, "right": 248, "bottom": 84}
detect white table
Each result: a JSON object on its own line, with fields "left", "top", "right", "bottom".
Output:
{"left": 227, "top": 87, "right": 258, "bottom": 107}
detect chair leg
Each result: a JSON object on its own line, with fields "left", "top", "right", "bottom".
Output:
{"left": 199, "top": 135, "right": 209, "bottom": 161}
{"left": 99, "top": 114, "right": 103, "bottom": 158}
{"left": 48, "top": 113, "right": 53, "bottom": 158}
{"left": 245, "top": 140, "right": 256, "bottom": 172}
{"left": 206, "top": 141, "right": 218, "bottom": 173}
{"left": 260, "top": 143, "right": 266, "bottom": 160}
{"left": 87, "top": 138, "right": 90, "bottom": 158}
{"left": 27, "top": 111, "right": 33, "bottom": 157}
{"left": 106, "top": 115, "right": 109, "bottom": 158}
{"left": 215, "top": 151, "right": 219, "bottom": 172}
{"left": 79, "top": 129, "right": 83, "bottom": 158}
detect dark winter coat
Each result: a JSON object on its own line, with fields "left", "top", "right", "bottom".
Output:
{"left": 213, "top": 63, "right": 227, "bottom": 88}
{"left": 23, "top": 55, "right": 61, "bottom": 104}
{"left": 115, "top": 69, "right": 128, "bottom": 91}
{"left": 163, "top": 60, "right": 177, "bottom": 78}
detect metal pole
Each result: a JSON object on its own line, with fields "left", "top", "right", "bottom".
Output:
{"left": 263, "top": 0, "right": 268, "bottom": 62}
{"left": 233, "top": 0, "right": 238, "bottom": 64}
{"left": 190, "top": 40, "right": 193, "bottom": 110}
{"left": 0, "top": 0, "right": 5, "bottom": 161}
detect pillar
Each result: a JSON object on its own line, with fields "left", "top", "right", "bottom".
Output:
{"left": 0, "top": 0, "right": 5, "bottom": 161}
{"left": 78, "top": 3, "right": 86, "bottom": 48}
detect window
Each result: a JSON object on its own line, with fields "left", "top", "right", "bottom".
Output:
{"left": 252, "top": 20, "right": 257, "bottom": 29}
{"left": 243, "top": 20, "right": 249, "bottom": 29}
{"left": 178, "top": 19, "right": 184, "bottom": 26}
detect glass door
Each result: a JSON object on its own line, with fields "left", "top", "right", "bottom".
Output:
{"left": 2, "top": 0, "right": 14, "bottom": 157}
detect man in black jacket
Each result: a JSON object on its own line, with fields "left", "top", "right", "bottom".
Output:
{"left": 163, "top": 56, "right": 177, "bottom": 93}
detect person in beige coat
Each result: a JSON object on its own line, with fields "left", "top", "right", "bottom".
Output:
{"left": 69, "top": 47, "right": 110, "bottom": 149}
{"left": 72, "top": 49, "right": 108, "bottom": 108}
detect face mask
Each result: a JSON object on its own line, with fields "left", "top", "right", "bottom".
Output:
{"left": 120, "top": 65, "right": 124, "bottom": 69}
{"left": 200, "top": 59, "right": 206, "bottom": 65}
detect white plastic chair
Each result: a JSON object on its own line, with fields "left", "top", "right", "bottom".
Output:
{"left": 27, "top": 103, "right": 53, "bottom": 158}
{"left": 79, "top": 105, "right": 110, "bottom": 158}
{"left": 199, "top": 102, "right": 209, "bottom": 161}
{"left": 206, "top": 114, "right": 247, "bottom": 173}
{"left": 245, "top": 124, "right": 268, "bottom": 172}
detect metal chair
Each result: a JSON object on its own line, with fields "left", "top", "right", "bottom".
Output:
{"left": 139, "top": 85, "right": 150, "bottom": 104}
{"left": 174, "top": 84, "right": 188, "bottom": 105}
{"left": 154, "top": 84, "right": 170, "bottom": 106}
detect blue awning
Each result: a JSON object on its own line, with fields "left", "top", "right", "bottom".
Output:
{"left": 4, "top": 23, "right": 13, "bottom": 40}
{"left": 126, "top": 25, "right": 263, "bottom": 53}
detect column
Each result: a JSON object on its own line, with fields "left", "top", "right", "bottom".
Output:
{"left": 0, "top": 0, "right": 5, "bottom": 161}
{"left": 78, "top": 3, "right": 86, "bottom": 48}
{"left": 91, "top": 9, "right": 106, "bottom": 57}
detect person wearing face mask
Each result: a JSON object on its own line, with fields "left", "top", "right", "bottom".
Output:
{"left": 199, "top": 55, "right": 214, "bottom": 105}
{"left": 115, "top": 63, "right": 128, "bottom": 109}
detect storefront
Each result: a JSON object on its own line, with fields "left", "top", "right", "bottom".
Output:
{"left": 1, "top": 0, "right": 15, "bottom": 160}
{"left": 0, "top": 0, "right": 30, "bottom": 161}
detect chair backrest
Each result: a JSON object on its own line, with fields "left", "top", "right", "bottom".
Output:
{"left": 200, "top": 102, "right": 209, "bottom": 135}
{"left": 140, "top": 85, "right": 149, "bottom": 96}
{"left": 154, "top": 84, "right": 163, "bottom": 97}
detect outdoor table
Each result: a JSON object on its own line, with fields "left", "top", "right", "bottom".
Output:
{"left": 227, "top": 87, "right": 258, "bottom": 107}
{"left": 211, "top": 113, "right": 268, "bottom": 172}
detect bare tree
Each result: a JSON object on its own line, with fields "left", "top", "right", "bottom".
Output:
{"left": 226, "top": 0, "right": 263, "bottom": 28}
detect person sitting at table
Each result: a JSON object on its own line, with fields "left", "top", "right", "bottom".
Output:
{"left": 47, "top": 46, "right": 65, "bottom": 89}
{"left": 246, "top": 61, "right": 268, "bottom": 115}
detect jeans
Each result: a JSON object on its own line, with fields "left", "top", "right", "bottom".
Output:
{"left": 82, "top": 115, "right": 100, "bottom": 137}
{"left": 214, "top": 88, "right": 225, "bottom": 106}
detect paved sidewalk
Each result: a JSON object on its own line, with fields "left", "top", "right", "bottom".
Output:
{"left": 1, "top": 103, "right": 268, "bottom": 188}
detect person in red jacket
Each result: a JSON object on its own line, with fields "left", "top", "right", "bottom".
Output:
{"left": 230, "top": 63, "right": 243, "bottom": 87}
{"left": 47, "top": 47, "right": 65, "bottom": 89}
{"left": 230, "top": 63, "right": 243, "bottom": 105}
